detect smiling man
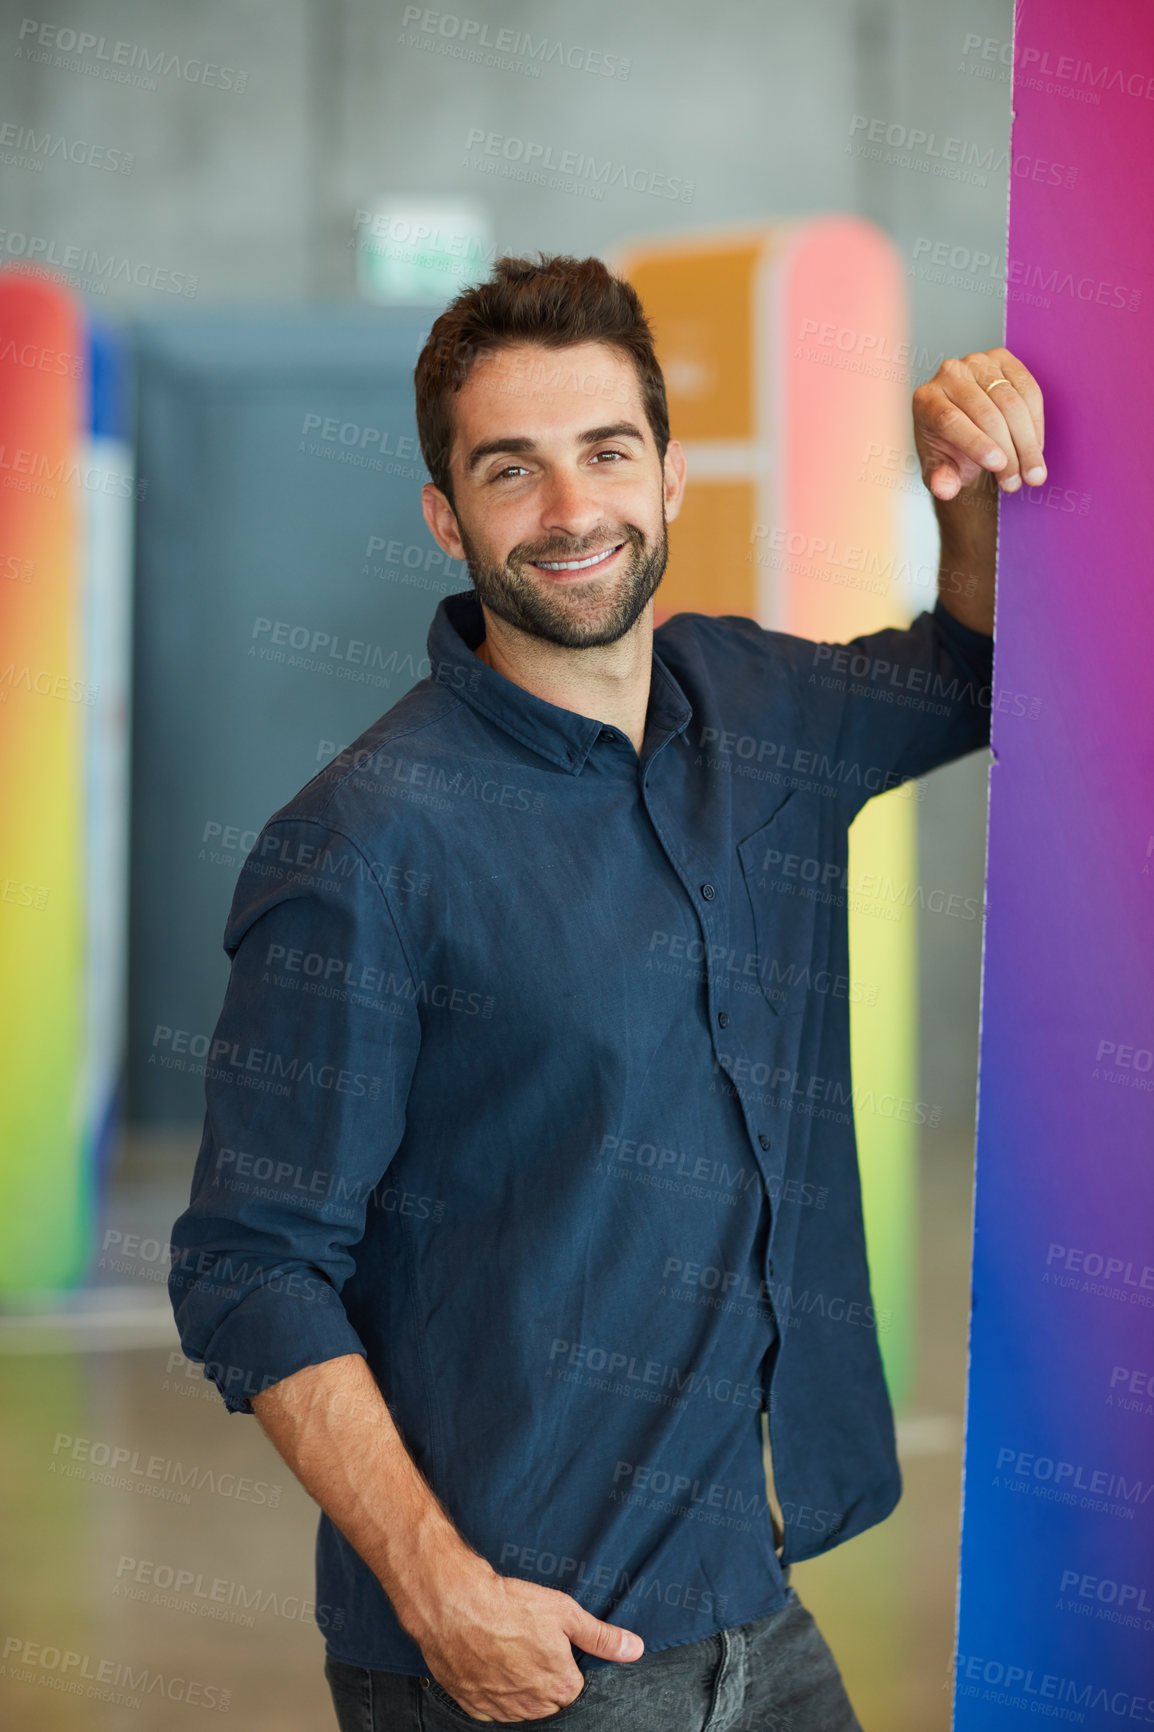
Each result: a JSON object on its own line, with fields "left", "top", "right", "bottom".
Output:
{"left": 169, "top": 254, "right": 1044, "bottom": 1731}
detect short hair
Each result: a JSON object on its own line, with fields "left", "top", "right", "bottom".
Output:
{"left": 413, "top": 252, "right": 670, "bottom": 506}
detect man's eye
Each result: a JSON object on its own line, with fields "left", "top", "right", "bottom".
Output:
{"left": 591, "top": 449, "right": 626, "bottom": 463}
{"left": 491, "top": 465, "right": 530, "bottom": 482}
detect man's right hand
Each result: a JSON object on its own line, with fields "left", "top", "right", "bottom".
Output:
{"left": 249, "top": 1357, "right": 642, "bottom": 1721}
{"left": 403, "top": 1557, "right": 644, "bottom": 1723}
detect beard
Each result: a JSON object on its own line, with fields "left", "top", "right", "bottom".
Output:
{"left": 457, "top": 510, "right": 668, "bottom": 650}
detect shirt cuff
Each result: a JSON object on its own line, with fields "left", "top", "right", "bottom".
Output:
{"left": 175, "top": 1269, "right": 370, "bottom": 1415}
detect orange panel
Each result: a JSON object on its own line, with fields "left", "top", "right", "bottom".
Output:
{"left": 655, "top": 479, "right": 757, "bottom": 624}
{"left": 623, "top": 244, "right": 761, "bottom": 441}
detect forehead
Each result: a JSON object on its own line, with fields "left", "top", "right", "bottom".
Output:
{"left": 451, "top": 340, "right": 645, "bottom": 444}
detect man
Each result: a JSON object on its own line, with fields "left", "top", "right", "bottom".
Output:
{"left": 169, "top": 253, "right": 1044, "bottom": 1730}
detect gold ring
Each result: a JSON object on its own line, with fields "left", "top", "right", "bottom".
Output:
{"left": 986, "top": 378, "right": 1013, "bottom": 393}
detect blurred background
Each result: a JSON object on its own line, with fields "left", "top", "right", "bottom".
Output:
{"left": 0, "top": 0, "right": 1013, "bottom": 1724}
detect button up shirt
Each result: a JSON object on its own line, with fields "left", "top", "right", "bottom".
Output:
{"left": 169, "top": 587, "right": 993, "bottom": 1674}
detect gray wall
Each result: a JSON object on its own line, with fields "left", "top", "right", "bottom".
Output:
{"left": 0, "top": 0, "right": 1014, "bottom": 1127}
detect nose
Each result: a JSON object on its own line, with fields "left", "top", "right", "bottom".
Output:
{"left": 535, "top": 466, "right": 610, "bottom": 549}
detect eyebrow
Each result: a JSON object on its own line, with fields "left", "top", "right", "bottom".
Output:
{"left": 464, "top": 422, "right": 647, "bottom": 475}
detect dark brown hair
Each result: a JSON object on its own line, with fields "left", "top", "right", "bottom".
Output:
{"left": 413, "top": 253, "right": 669, "bottom": 506}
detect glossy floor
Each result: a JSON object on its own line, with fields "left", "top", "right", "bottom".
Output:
{"left": 0, "top": 1129, "right": 975, "bottom": 1730}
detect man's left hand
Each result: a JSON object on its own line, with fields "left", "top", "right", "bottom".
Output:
{"left": 912, "top": 347, "right": 1046, "bottom": 501}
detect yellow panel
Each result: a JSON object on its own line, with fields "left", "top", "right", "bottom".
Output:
{"left": 622, "top": 244, "right": 761, "bottom": 441}
{"left": 656, "top": 480, "right": 757, "bottom": 622}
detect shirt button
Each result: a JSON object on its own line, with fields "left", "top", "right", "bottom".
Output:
{"left": 759, "top": 1133, "right": 771, "bottom": 1151}
{"left": 717, "top": 1011, "right": 730, "bottom": 1029}
{"left": 421, "top": 1678, "right": 431, "bottom": 1688}
{"left": 599, "top": 727, "right": 614, "bottom": 741}
{"left": 701, "top": 883, "right": 715, "bottom": 900}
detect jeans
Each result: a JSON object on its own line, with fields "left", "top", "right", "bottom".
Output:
{"left": 324, "top": 1587, "right": 863, "bottom": 1731}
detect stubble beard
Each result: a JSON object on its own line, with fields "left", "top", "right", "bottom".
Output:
{"left": 457, "top": 511, "right": 669, "bottom": 650}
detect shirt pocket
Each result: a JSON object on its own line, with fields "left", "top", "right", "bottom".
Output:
{"left": 736, "top": 790, "right": 821, "bottom": 1018}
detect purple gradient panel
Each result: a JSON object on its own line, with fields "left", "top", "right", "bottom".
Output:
{"left": 955, "top": 0, "right": 1154, "bottom": 1727}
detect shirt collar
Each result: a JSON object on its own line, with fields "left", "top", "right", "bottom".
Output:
{"left": 426, "top": 588, "right": 693, "bottom": 775}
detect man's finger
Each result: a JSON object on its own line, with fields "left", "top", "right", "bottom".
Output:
{"left": 982, "top": 379, "right": 1046, "bottom": 487}
{"left": 926, "top": 458, "right": 963, "bottom": 501}
{"left": 986, "top": 347, "right": 1045, "bottom": 452}
{"left": 954, "top": 351, "right": 1045, "bottom": 485}
{"left": 566, "top": 1606, "right": 644, "bottom": 1663}
{"left": 937, "top": 358, "right": 1044, "bottom": 489}
{"left": 958, "top": 361, "right": 1045, "bottom": 488}
{"left": 924, "top": 383, "right": 1009, "bottom": 480}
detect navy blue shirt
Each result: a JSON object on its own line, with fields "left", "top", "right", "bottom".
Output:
{"left": 169, "top": 588, "right": 993, "bottom": 1674}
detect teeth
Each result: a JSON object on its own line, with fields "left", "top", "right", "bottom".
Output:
{"left": 535, "top": 545, "right": 621, "bottom": 571}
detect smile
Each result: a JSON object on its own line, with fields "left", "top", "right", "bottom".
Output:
{"left": 530, "top": 542, "right": 625, "bottom": 575}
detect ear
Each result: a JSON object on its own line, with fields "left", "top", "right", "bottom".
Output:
{"left": 662, "top": 439, "right": 688, "bottom": 526}
{"left": 422, "top": 483, "right": 466, "bottom": 562}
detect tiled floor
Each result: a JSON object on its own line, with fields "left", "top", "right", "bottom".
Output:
{"left": 0, "top": 1125, "right": 976, "bottom": 1730}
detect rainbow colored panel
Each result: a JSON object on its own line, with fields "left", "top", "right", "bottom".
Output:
{"left": 0, "top": 270, "right": 87, "bottom": 1294}
{"left": 955, "top": 0, "right": 1154, "bottom": 1723}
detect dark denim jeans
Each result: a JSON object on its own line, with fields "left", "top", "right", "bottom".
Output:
{"left": 324, "top": 1587, "right": 863, "bottom": 1731}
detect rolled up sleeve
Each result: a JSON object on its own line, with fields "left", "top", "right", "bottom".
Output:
{"left": 167, "top": 816, "right": 422, "bottom": 1414}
